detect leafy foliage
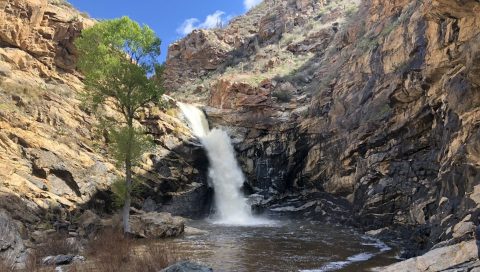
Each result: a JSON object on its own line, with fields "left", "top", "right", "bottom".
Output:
{"left": 108, "top": 126, "right": 154, "bottom": 167}
{"left": 111, "top": 177, "right": 144, "bottom": 208}
{"left": 75, "top": 16, "right": 163, "bottom": 119}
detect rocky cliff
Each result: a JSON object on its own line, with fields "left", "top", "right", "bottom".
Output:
{"left": 166, "top": 0, "right": 480, "bottom": 256}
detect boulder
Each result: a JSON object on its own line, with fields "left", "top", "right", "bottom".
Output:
{"left": 129, "top": 212, "right": 185, "bottom": 238}
{"left": 159, "top": 261, "right": 213, "bottom": 272}
{"left": 183, "top": 226, "right": 208, "bottom": 236}
{"left": 452, "top": 217, "right": 475, "bottom": 239}
{"left": 377, "top": 240, "right": 478, "bottom": 272}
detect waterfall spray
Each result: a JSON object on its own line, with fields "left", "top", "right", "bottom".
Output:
{"left": 178, "top": 103, "right": 267, "bottom": 225}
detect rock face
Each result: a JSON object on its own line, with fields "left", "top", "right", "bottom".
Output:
{"left": 0, "top": 0, "right": 117, "bottom": 226}
{"left": 0, "top": 210, "right": 26, "bottom": 268}
{"left": 166, "top": 0, "right": 480, "bottom": 259}
{"left": 129, "top": 212, "right": 185, "bottom": 239}
{"left": 0, "top": 0, "right": 94, "bottom": 74}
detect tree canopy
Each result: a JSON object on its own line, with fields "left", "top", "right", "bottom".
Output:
{"left": 75, "top": 16, "right": 163, "bottom": 122}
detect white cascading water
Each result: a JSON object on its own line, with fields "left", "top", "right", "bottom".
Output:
{"left": 178, "top": 103, "right": 265, "bottom": 225}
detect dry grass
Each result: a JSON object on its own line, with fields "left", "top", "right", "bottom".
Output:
{"left": 0, "top": 229, "right": 178, "bottom": 272}
{"left": 36, "top": 234, "right": 81, "bottom": 257}
{"left": 85, "top": 228, "right": 177, "bottom": 272}
{"left": 3, "top": 233, "right": 81, "bottom": 272}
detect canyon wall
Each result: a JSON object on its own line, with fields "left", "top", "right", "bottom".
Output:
{"left": 166, "top": 0, "right": 480, "bottom": 255}
{"left": 0, "top": 0, "right": 210, "bottom": 265}
{"left": 0, "top": 0, "right": 478, "bottom": 265}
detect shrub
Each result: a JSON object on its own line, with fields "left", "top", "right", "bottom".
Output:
{"left": 345, "top": 4, "right": 358, "bottom": 16}
{"left": 272, "top": 90, "right": 292, "bottom": 102}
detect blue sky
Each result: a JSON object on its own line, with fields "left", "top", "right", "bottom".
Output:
{"left": 68, "top": 0, "right": 262, "bottom": 62}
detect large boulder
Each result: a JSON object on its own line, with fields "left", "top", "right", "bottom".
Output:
{"left": 129, "top": 212, "right": 185, "bottom": 238}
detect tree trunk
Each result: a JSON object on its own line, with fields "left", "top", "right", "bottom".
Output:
{"left": 122, "top": 156, "right": 132, "bottom": 234}
{"left": 122, "top": 118, "right": 134, "bottom": 234}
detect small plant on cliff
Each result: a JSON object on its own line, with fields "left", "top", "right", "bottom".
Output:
{"left": 272, "top": 90, "right": 292, "bottom": 102}
{"left": 75, "top": 16, "right": 163, "bottom": 234}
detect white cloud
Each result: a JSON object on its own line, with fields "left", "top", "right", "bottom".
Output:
{"left": 177, "top": 18, "right": 199, "bottom": 36}
{"left": 244, "top": 0, "right": 262, "bottom": 10}
{"left": 199, "top": 11, "right": 226, "bottom": 29}
{"left": 177, "top": 11, "right": 229, "bottom": 36}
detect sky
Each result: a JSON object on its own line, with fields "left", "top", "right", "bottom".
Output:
{"left": 68, "top": 0, "right": 263, "bottom": 62}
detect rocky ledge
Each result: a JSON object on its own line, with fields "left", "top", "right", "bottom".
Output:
{"left": 378, "top": 240, "right": 480, "bottom": 272}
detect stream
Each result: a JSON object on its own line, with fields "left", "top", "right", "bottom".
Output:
{"left": 165, "top": 219, "right": 399, "bottom": 272}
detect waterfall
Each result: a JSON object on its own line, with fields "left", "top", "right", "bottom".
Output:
{"left": 178, "top": 103, "right": 266, "bottom": 225}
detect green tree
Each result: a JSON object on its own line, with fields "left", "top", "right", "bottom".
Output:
{"left": 75, "top": 16, "right": 163, "bottom": 233}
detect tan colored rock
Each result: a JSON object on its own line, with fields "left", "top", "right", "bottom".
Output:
{"left": 184, "top": 226, "right": 208, "bottom": 236}
{"left": 452, "top": 215, "right": 475, "bottom": 239}
{"left": 0, "top": 0, "right": 94, "bottom": 74}
{"left": 209, "top": 79, "right": 271, "bottom": 109}
{"left": 129, "top": 212, "right": 185, "bottom": 239}
{"left": 378, "top": 240, "right": 478, "bottom": 272}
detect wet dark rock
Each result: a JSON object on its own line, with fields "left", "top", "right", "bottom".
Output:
{"left": 135, "top": 134, "right": 211, "bottom": 219}
{"left": 157, "top": 183, "right": 213, "bottom": 219}
{"left": 255, "top": 191, "right": 353, "bottom": 223}
{"left": 160, "top": 261, "right": 213, "bottom": 272}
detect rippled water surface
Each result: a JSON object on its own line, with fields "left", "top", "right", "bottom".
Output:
{"left": 165, "top": 219, "right": 399, "bottom": 272}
